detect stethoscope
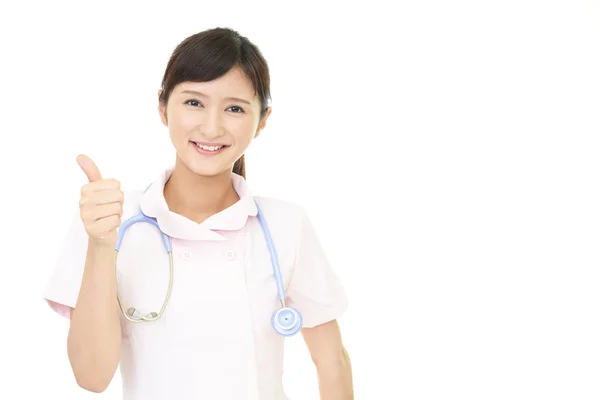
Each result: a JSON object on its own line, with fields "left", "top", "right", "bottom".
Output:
{"left": 113, "top": 187, "right": 303, "bottom": 337}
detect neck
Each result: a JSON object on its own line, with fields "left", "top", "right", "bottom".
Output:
{"left": 163, "top": 157, "right": 240, "bottom": 224}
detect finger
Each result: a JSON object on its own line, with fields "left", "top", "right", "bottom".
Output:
{"left": 76, "top": 154, "right": 102, "bottom": 183}
{"left": 81, "top": 181, "right": 122, "bottom": 198}
{"left": 87, "top": 179, "right": 121, "bottom": 192}
{"left": 80, "top": 190, "right": 124, "bottom": 207}
{"left": 92, "top": 214, "right": 122, "bottom": 233}
{"left": 88, "top": 203, "right": 124, "bottom": 221}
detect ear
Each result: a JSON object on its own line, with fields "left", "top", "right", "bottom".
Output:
{"left": 254, "top": 107, "right": 272, "bottom": 139}
{"left": 158, "top": 90, "right": 168, "bottom": 126}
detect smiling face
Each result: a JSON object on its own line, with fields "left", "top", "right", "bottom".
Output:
{"left": 159, "top": 66, "right": 271, "bottom": 177}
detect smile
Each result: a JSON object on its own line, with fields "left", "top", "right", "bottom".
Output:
{"left": 190, "top": 141, "right": 230, "bottom": 155}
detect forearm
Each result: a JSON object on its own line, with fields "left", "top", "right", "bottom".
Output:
{"left": 316, "top": 347, "right": 354, "bottom": 400}
{"left": 67, "top": 239, "right": 121, "bottom": 392}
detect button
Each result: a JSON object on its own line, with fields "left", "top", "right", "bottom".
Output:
{"left": 181, "top": 251, "right": 192, "bottom": 260}
{"left": 225, "top": 250, "right": 236, "bottom": 261}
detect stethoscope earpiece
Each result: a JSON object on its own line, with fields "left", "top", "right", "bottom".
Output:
{"left": 271, "top": 307, "right": 302, "bottom": 336}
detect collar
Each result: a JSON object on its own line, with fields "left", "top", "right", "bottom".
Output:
{"left": 139, "top": 168, "right": 258, "bottom": 241}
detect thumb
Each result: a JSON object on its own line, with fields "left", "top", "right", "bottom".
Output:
{"left": 76, "top": 154, "right": 102, "bottom": 182}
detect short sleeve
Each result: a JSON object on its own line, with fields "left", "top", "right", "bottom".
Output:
{"left": 286, "top": 209, "right": 348, "bottom": 328}
{"left": 42, "top": 210, "right": 89, "bottom": 319}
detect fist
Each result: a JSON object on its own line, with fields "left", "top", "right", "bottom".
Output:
{"left": 77, "top": 154, "right": 124, "bottom": 246}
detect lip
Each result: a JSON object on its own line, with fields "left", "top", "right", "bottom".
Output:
{"left": 191, "top": 140, "right": 230, "bottom": 147}
{"left": 190, "top": 141, "right": 229, "bottom": 156}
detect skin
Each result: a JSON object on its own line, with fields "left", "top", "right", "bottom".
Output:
{"left": 302, "top": 320, "right": 354, "bottom": 399}
{"left": 158, "top": 66, "right": 269, "bottom": 224}
{"left": 69, "top": 66, "right": 353, "bottom": 398}
{"left": 67, "top": 156, "right": 124, "bottom": 392}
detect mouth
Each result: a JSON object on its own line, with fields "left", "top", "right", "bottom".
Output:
{"left": 190, "top": 141, "right": 230, "bottom": 155}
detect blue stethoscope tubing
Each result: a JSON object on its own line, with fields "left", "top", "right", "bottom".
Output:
{"left": 114, "top": 190, "right": 303, "bottom": 337}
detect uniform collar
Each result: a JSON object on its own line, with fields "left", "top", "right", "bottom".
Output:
{"left": 139, "top": 168, "right": 257, "bottom": 241}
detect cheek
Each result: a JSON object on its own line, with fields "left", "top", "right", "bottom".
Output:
{"left": 167, "top": 112, "right": 197, "bottom": 138}
{"left": 178, "top": 112, "right": 201, "bottom": 130}
{"left": 228, "top": 118, "right": 258, "bottom": 143}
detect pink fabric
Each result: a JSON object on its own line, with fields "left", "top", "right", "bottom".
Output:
{"left": 46, "top": 299, "right": 71, "bottom": 319}
{"left": 139, "top": 170, "right": 257, "bottom": 241}
{"left": 43, "top": 168, "right": 348, "bottom": 399}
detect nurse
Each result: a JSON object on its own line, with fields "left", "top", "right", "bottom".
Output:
{"left": 43, "top": 27, "right": 353, "bottom": 399}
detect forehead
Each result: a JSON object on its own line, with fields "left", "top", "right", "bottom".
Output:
{"left": 173, "top": 67, "right": 257, "bottom": 101}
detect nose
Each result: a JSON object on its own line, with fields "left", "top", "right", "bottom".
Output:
{"left": 200, "top": 108, "right": 225, "bottom": 139}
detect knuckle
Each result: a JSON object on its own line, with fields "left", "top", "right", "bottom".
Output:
{"left": 81, "top": 211, "right": 93, "bottom": 223}
{"left": 79, "top": 195, "right": 92, "bottom": 206}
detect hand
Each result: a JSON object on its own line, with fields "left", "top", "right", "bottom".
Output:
{"left": 77, "top": 154, "right": 124, "bottom": 247}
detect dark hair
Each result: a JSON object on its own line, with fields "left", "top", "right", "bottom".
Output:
{"left": 159, "top": 27, "right": 271, "bottom": 179}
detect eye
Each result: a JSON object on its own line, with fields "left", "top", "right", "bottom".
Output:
{"left": 185, "top": 99, "right": 203, "bottom": 107}
{"left": 227, "top": 105, "right": 245, "bottom": 113}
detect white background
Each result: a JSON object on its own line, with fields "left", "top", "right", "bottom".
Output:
{"left": 1, "top": 0, "right": 599, "bottom": 399}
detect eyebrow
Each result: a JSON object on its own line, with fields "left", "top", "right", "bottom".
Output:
{"left": 180, "top": 90, "right": 252, "bottom": 105}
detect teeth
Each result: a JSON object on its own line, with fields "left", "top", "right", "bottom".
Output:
{"left": 195, "top": 143, "right": 224, "bottom": 151}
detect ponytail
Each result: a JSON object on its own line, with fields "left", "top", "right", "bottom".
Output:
{"left": 233, "top": 154, "right": 246, "bottom": 179}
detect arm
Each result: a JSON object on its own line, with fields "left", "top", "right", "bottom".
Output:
{"left": 302, "top": 320, "right": 354, "bottom": 400}
{"left": 66, "top": 239, "right": 122, "bottom": 393}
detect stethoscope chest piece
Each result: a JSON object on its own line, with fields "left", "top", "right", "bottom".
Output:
{"left": 272, "top": 306, "right": 302, "bottom": 336}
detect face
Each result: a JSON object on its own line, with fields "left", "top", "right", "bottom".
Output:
{"left": 158, "top": 67, "right": 271, "bottom": 177}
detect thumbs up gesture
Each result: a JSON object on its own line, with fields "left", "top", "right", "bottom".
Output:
{"left": 77, "top": 154, "right": 124, "bottom": 246}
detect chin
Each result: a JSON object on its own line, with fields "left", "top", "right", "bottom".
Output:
{"left": 190, "top": 166, "right": 230, "bottom": 177}
{"left": 181, "top": 157, "right": 234, "bottom": 178}
{"left": 179, "top": 160, "right": 224, "bottom": 176}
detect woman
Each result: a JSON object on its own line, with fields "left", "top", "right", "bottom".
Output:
{"left": 43, "top": 27, "right": 353, "bottom": 399}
